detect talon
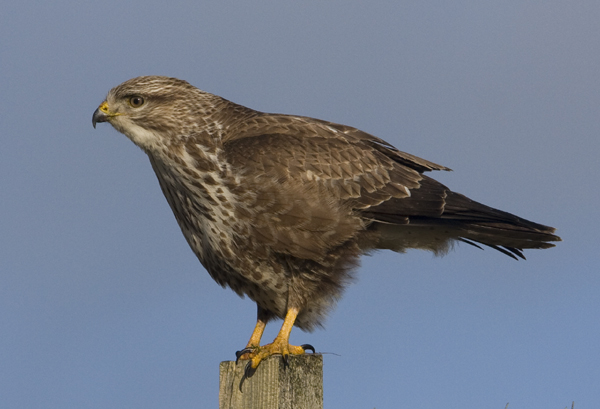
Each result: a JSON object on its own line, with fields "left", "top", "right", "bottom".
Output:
{"left": 235, "top": 347, "right": 254, "bottom": 364}
{"left": 239, "top": 361, "right": 257, "bottom": 392}
{"left": 301, "top": 344, "right": 315, "bottom": 353}
{"left": 282, "top": 353, "right": 289, "bottom": 368}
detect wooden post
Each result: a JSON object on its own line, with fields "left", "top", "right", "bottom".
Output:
{"left": 219, "top": 354, "right": 323, "bottom": 409}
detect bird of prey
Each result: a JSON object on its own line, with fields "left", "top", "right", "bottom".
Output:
{"left": 92, "top": 76, "right": 560, "bottom": 381}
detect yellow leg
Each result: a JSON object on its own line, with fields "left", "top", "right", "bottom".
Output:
{"left": 235, "top": 315, "right": 267, "bottom": 362}
{"left": 245, "top": 317, "right": 266, "bottom": 349}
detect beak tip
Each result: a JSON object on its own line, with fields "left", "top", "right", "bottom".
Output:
{"left": 92, "top": 107, "right": 106, "bottom": 129}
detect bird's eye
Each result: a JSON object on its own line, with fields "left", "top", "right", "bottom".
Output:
{"left": 129, "top": 96, "right": 145, "bottom": 108}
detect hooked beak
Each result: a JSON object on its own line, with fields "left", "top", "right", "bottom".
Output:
{"left": 92, "top": 101, "right": 118, "bottom": 128}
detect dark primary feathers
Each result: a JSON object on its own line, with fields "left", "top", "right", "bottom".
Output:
{"left": 93, "top": 76, "right": 560, "bottom": 330}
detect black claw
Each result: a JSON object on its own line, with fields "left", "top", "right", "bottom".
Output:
{"left": 282, "top": 353, "right": 289, "bottom": 368}
{"left": 235, "top": 348, "right": 254, "bottom": 364}
{"left": 239, "top": 361, "right": 257, "bottom": 392}
{"left": 301, "top": 344, "right": 315, "bottom": 353}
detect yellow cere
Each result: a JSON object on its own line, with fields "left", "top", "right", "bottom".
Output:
{"left": 99, "top": 101, "right": 121, "bottom": 117}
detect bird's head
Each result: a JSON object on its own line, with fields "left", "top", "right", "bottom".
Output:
{"left": 92, "top": 76, "right": 221, "bottom": 152}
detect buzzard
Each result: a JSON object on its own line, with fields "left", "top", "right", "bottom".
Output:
{"left": 92, "top": 76, "right": 560, "bottom": 381}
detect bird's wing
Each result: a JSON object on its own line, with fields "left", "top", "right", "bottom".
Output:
{"left": 222, "top": 114, "right": 451, "bottom": 261}
{"left": 222, "top": 113, "right": 559, "bottom": 261}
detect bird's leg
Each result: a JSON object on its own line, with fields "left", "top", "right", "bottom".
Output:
{"left": 240, "top": 307, "right": 315, "bottom": 383}
{"left": 235, "top": 306, "right": 268, "bottom": 362}
{"left": 245, "top": 317, "right": 266, "bottom": 349}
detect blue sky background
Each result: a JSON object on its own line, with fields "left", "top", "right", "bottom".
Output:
{"left": 1, "top": 1, "right": 598, "bottom": 408}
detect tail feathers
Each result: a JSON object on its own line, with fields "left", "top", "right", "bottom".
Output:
{"left": 370, "top": 190, "right": 560, "bottom": 259}
{"left": 440, "top": 191, "right": 560, "bottom": 258}
{"left": 451, "top": 222, "right": 559, "bottom": 260}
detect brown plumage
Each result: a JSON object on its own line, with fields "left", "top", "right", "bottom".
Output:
{"left": 92, "top": 76, "right": 560, "bottom": 377}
